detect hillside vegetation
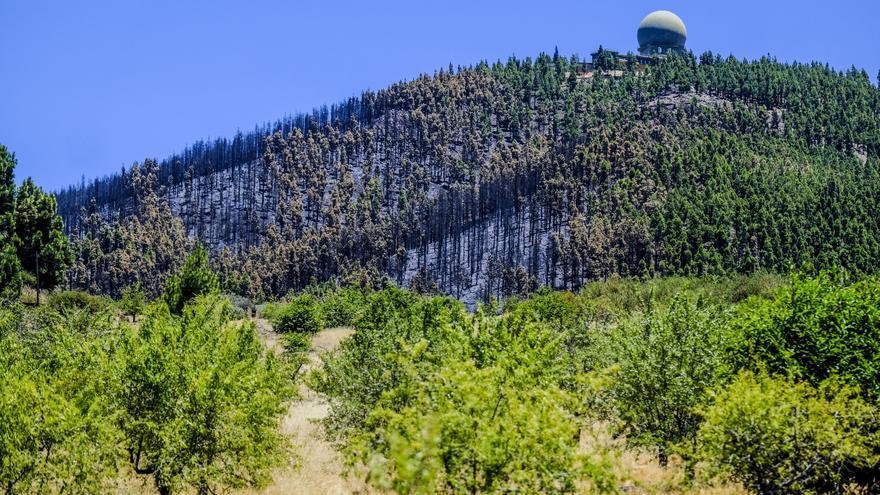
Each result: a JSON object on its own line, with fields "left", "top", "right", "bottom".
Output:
{"left": 55, "top": 51, "right": 879, "bottom": 303}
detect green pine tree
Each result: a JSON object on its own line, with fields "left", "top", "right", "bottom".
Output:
{"left": 14, "top": 178, "right": 71, "bottom": 294}
{"left": 0, "top": 145, "right": 15, "bottom": 238}
{"left": 163, "top": 243, "right": 220, "bottom": 314}
{"left": 0, "top": 243, "right": 21, "bottom": 300}
{"left": 0, "top": 146, "right": 20, "bottom": 299}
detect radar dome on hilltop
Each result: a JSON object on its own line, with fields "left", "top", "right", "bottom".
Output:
{"left": 637, "top": 10, "right": 687, "bottom": 55}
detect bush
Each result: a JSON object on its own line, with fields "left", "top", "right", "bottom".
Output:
{"left": 48, "top": 290, "right": 111, "bottom": 314}
{"left": 119, "top": 283, "right": 146, "bottom": 321}
{"left": 310, "top": 289, "right": 467, "bottom": 440}
{"left": 726, "top": 271, "right": 880, "bottom": 397}
{"left": 224, "top": 292, "right": 252, "bottom": 318}
{"left": 0, "top": 314, "right": 121, "bottom": 494}
{"left": 0, "top": 306, "right": 17, "bottom": 339}
{"left": 697, "top": 371, "right": 880, "bottom": 494}
{"left": 353, "top": 359, "right": 616, "bottom": 494}
{"left": 270, "top": 295, "right": 322, "bottom": 334}
{"left": 310, "top": 287, "right": 620, "bottom": 493}
{"left": 119, "top": 296, "right": 294, "bottom": 494}
{"left": 0, "top": 243, "right": 21, "bottom": 301}
{"left": 504, "top": 289, "right": 588, "bottom": 332}
{"left": 281, "top": 331, "right": 311, "bottom": 354}
{"left": 595, "top": 296, "right": 727, "bottom": 464}
{"left": 347, "top": 310, "right": 616, "bottom": 494}
{"left": 318, "top": 286, "right": 366, "bottom": 327}
{"left": 711, "top": 271, "right": 786, "bottom": 303}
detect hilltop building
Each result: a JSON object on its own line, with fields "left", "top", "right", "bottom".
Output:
{"left": 637, "top": 10, "right": 687, "bottom": 56}
{"left": 578, "top": 10, "right": 688, "bottom": 78}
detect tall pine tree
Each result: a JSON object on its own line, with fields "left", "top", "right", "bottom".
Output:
{"left": 0, "top": 145, "right": 21, "bottom": 299}
{"left": 14, "top": 178, "right": 70, "bottom": 294}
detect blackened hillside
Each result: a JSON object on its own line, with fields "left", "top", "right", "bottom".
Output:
{"left": 61, "top": 51, "right": 880, "bottom": 303}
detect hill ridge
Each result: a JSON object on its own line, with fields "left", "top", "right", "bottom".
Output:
{"left": 62, "top": 51, "right": 880, "bottom": 304}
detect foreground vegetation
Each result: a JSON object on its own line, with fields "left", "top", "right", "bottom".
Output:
{"left": 306, "top": 272, "right": 880, "bottom": 494}
{"left": 2, "top": 241, "right": 880, "bottom": 494}
{"left": 0, "top": 251, "right": 294, "bottom": 495}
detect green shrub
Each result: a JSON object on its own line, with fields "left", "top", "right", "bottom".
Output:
{"left": 504, "top": 289, "right": 588, "bottom": 332}
{"left": 0, "top": 293, "right": 296, "bottom": 495}
{"left": 119, "top": 283, "right": 146, "bottom": 321}
{"left": 697, "top": 371, "right": 880, "bottom": 494}
{"left": 224, "top": 292, "right": 252, "bottom": 318}
{"left": 577, "top": 274, "right": 787, "bottom": 321}
{"left": 0, "top": 314, "right": 121, "bottom": 494}
{"left": 711, "top": 271, "right": 786, "bottom": 303}
{"left": 0, "top": 306, "right": 19, "bottom": 339}
{"left": 281, "top": 331, "right": 311, "bottom": 354}
{"left": 259, "top": 301, "right": 281, "bottom": 321}
{"left": 347, "top": 308, "right": 616, "bottom": 494}
{"left": 353, "top": 358, "right": 616, "bottom": 494}
{"left": 119, "top": 296, "right": 294, "bottom": 494}
{"left": 318, "top": 286, "right": 366, "bottom": 327}
{"left": 270, "top": 294, "right": 322, "bottom": 334}
{"left": 310, "top": 289, "right": 467, "bottom": 440}
{"left": 0, "top": 243, "right": 21, "bottom": 301}
{"left": 48, "top": 290, "right": 111, "bottom": 314}
{"left": 595, "top": 296, "right": 727, "bottom": 464}
{"left": 726, "top": 271, "right": 880, "bottom": 397}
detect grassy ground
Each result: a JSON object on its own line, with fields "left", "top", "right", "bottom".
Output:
{"left": 242, "top": 322, "right": 371, "bottom": 495}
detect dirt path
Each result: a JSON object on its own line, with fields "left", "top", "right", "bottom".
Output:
{"left": 245, "top": 320, "right": 368, "bottom": 495}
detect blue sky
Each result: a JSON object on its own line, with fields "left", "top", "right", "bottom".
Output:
{"left": 2, "top": 0, "right": 878, "bottom": 190}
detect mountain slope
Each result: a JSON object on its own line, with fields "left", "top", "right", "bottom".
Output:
{"left": 60, "top": 52, "right": 880, "bottom": 303}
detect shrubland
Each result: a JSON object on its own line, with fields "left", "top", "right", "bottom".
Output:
{"left": 0, "top": 248, "right": 296, "bottom": 495}
{"left": 311, "top": 271, "right": 880, "bottom": 494}
{"left": 2, "top": 257, "right": 880, "bottom": 494}
{"left": 697, "top": 372, "right": 879, "bottom": 494}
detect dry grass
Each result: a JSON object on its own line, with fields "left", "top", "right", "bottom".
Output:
{"left": 581, "top": 425, "right": 745, "bottom": 495}
{"left": 240, "top": 323, "right": 370, "bottom": 495}
{"left": 619, "top": 452, "right": 745, "bottom": 494}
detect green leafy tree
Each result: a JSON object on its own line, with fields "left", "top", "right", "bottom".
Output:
{"left": 118, "top": 297, "right": 294, "bottom": 495}
{"left": 353, "top": 354, "right": 615, "bottom": 494}
{"left": 270, "top": 294, "right": 322, "bottom": 334}
{"left": 120, "top": 282, "right": 147, "bottom": 321}
{"left": 347, "top": 312, "right": 617, "bottom": 495}
{"left": 596, "top": 296, "right": 726, "bottom": 464}
{"left": 0, "top": 312, "right": 122, "bottom": 494}
{"left": 697, "top": 371, "right": 880, "bottom": 494}
{"left": 310, "top": 289, "right": 467, "bottom": 440}
{"left": 163, "top": 244, "right": 219, "bottom": 314}
{"left": 317, "top": 285, "right": 366, "bottom": 327}
{"left": 726, "top": 271, "right": 880, "bottom": 397}
{"left": 13, "top": 178, "right": 70, "bottom": 294}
